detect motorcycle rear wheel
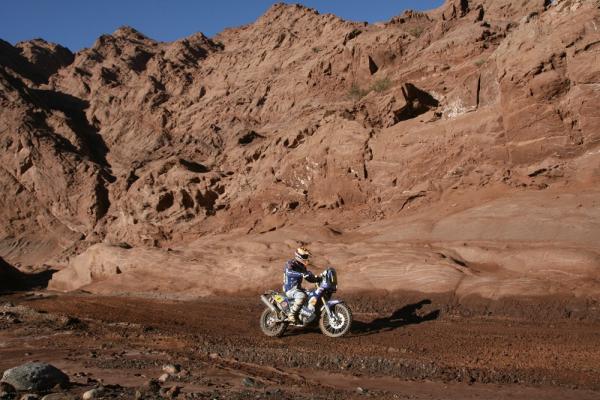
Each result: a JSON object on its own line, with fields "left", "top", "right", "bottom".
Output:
{"left": 319, "top": 303, "right": 352, "bottom": 337}
{"left": 260, "top": 308, "right": 287, "bottom": 337}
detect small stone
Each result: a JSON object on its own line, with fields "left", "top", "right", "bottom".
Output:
{"left": 143, "top": 379, "right": 160, "bottom": 393}
{"left": 41, "top": 395, "right": 76, "bottom": 400}
{"left": 242, "top": 377, "right": 256, "bottom": 387}
{"left": 51, "top": 383, "right": 64, "bottom": 392}
{"left": 85, "top": 377, "right": 98, "bottom": 385}
{"left": 178, "top": 369, "right": 189, "bottom": 377}
{"left": 59, "top": 316, "right": 84, "bottom": 329}
{"left": 158, "top": 373, "right": 169, "bottom": 383}
{"left": 161, "top": 364, "right": 180, "bottom": 375}
{"left": 356, "top": 386, "right": 368, "bottom": 394}
{"left": 82, "top": 387, "right": 103, "bottom": 400}
{"left": 134, "top": 390, "right": 143, "bottom": 400}
{"left": 166, "top": 386, "right": 181, "bottom": 398}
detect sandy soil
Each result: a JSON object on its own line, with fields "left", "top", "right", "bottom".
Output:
{"left": 1, "top": 292, "right": 599, "bottom": 399}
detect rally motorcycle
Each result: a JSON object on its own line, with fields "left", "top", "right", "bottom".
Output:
{"left": 259, "top": 268, "right": 352, "bottom": 338}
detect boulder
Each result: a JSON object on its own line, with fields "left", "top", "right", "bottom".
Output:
{"left": 1, "top": 363, "right": 69, "bottom": 392}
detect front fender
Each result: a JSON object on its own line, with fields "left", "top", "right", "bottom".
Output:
{"left": 326, "top": 300, "right": 344, "bottom": 307}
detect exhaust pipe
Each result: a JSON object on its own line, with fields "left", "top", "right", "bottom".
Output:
{"left": 260, "top": 295, "right": 277, "bottom": 313}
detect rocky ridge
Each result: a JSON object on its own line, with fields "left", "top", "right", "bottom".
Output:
{"left": 0, "top": 0, "right": 599, "bottom": 302}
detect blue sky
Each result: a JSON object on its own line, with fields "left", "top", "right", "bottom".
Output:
{"left": 1, "top": 1, "right": 444, "bottom": 51}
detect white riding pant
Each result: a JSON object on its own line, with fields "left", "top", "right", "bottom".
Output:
{"left": 285, "top": 288, "right": 306, "bottom": 312}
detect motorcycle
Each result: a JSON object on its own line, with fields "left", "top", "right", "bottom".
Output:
{"left": 259, "top": 267, "right": 352, "bottom": 338}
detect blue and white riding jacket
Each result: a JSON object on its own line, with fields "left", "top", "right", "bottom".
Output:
{"left": 283, "top": 259, "right": 318, "bottom": 292}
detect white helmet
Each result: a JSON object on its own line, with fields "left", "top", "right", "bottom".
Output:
{"left": 294, "top": 247, "right": 311, "bottom": 264}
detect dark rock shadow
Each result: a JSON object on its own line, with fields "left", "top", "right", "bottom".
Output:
{"left": 352, "top": 299, "right": 440, "bottom": 336}
{"left": 0, "top": 40, "right": 46, "bottom": 84}
{"left": 394, "top": 83, "right": 439, "bottom": 123}
{"left": 30, "top": 88, "right": 115, "bottom": 182}
{"left": 0, "top": 257, "right": 56, "bottom": 294}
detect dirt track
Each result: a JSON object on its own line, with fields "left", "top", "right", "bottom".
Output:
{"left": 1, "top": 292, "right": 599, "bottom": 399}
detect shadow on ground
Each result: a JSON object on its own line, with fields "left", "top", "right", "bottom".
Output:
{"left": 283, "top": 299, "right": 440, "bottom": 337}
{"left": 352, "top": 299, "right": 440, "bottom": 336}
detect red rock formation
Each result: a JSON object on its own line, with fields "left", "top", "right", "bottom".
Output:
{"left": 0, "top": 0, "right": 599, "bottom": 299}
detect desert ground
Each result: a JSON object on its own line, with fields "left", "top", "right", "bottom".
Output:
{"left": 1, "top": 0, "right": 600, "bottom": 398}
{"left": 1, "top": 290, "right": 599, "bottom": 400}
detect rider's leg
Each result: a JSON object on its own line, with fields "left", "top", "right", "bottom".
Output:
{"left": 285, "top": 288, "right": 306, "bottom": 323}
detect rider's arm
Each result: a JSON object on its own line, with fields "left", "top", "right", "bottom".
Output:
{"left": 303, "top": 268, "right": 319, "bottom": 283}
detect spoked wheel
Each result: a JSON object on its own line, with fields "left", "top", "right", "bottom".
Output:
{"left": 319, "top": 303, "right": 352, "bottom": 337}
{"left": 259, "top": 308, "right": 287, "bottom": 337}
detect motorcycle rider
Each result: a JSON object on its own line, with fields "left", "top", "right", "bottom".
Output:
{"left": 283, "top": 247, "right": 319, "bottom": 324}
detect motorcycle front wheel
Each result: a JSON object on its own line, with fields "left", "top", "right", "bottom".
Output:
{"left": 259, "top": 308, "right": 287, "bottom": 337}
{"left": 319, "top": 303, "right": 352, "bottom": 337}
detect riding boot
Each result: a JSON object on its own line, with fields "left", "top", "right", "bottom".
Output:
{"left": 287, "top": 303, "right": 301, "bottom": 324}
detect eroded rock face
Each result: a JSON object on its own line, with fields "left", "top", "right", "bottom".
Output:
{"left": 16, "top": 39, "right": 74, "bottom": 81}
{"left": 0, "top": 0, "right": 599, "bottom": 299}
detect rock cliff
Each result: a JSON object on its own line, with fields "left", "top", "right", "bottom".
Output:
{"left": 1, "top": 1, "right": 599, "bottom": 301}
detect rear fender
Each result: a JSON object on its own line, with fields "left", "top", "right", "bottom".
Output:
{"left": 271, "top": 294, "right": 290, "bottom": 312}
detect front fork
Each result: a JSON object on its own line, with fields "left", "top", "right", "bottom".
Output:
{"left": 322, "top": 298, "right": 339, "bottom": 323}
